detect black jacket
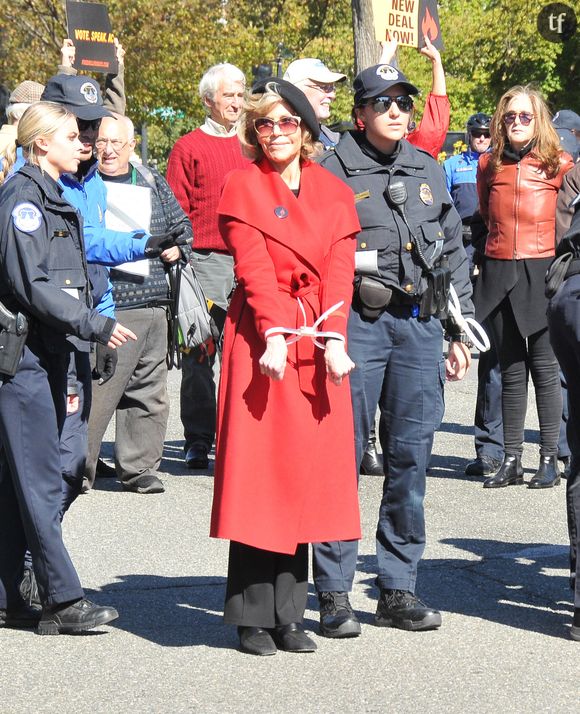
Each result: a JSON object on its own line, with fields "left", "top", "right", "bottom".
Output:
{"left": 319, "top": 132, "right": 473, "bottom": 319}
{"left": 0, "top": 165, "right": 115, "bottom": 352}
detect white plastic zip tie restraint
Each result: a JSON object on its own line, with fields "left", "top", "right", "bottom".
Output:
{"left": 448, "top": 283, "right": 490, "bottom": 352}
{"left": 265, "top": 299, "right": 345, "bottom": 349}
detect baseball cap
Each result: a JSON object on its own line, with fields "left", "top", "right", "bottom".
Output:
{"left": 9, "top": 81, "right": 45, "bottom": 105}
{"left": 284, "top": 58, "right": 346, "bottom": 85}
{"left": 353, "top": 64, "right": 419, "bottom": 106}
{"left": 553, "top": 109, "right": 580, "bottom": 132}
{"left": 41, "top": 75, "right": 113, "bottom": 121}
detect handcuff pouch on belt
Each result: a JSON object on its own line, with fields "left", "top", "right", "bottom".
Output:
{"left": 354, "top": 276, "right": 392, "bottom": 319}
{"left": 0, "top": 301, "right": 29, "bottom": 377}
{"left": 419, "top": 256, "right": 450, "bottom": 320}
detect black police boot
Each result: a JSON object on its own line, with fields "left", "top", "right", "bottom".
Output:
{"left": 375, "top": 589, "right": 441, "bottom": 631}
{"left": 360, "top": 429, "right": 383, "bottom": 476}
{"left": 0, "top": 603, "right": 42, "bottom": 629}
{"left": 185, "top": 443, "right": 210, "bottom": 470}
{"left": 318, "top": 591, "right": 361, "bottom": 638}
{"left": 528, "top": 455, "right": 561, "bottom": 489}
{"left": 465, "top": 455, "right": 502, "bottom": 476}
{"left": 37, "top": 598, "right": 118, "bottom": 635}
{"left": 483, "top": 455, "right": 524, "bottom": 488}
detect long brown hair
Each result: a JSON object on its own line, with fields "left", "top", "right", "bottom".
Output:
{"left": 488, "top": 85, "right": 562, "bottom": 177}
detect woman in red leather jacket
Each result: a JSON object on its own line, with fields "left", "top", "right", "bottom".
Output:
{"left": 474, "top": 85, "right": 574, "bottom": 490}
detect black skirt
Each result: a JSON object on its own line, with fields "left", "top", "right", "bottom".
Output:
{"left": 474, "top": 256, "right": 553, "bottom": 338}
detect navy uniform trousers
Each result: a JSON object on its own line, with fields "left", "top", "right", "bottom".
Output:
{"left": 312, "top": 306, "right": 445, "bottom": 594}
{"left": 0, "top": 343, "right": 84, "bottom": 609}
{"left": 547, "top": 275, "right": 580, "bottom": 609}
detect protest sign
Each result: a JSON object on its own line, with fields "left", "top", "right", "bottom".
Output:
{"left": 66, "top": 1, "right": 118, "bottom": 74}
{"left": 372, "top": 0, "right": 444, "bottom": 49}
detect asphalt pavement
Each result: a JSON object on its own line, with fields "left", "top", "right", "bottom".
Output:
{"left": 1, "top": 355, "right": 578, "bottom": 713}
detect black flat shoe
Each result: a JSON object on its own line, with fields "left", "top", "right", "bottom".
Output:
{"left": 273, "top": 622, "right": 317, "bottom": 653}
{"left": 238, "top": 626, "right": 277, "bottom": 655}
{"left": 483, "top": 455, "right": 524, "bottom": 488}
{"left": 528, "top": 456, "right": 561, "bottom": 489}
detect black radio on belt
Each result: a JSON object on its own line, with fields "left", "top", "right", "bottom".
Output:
{"left": 0, "top": 301, "right": 28, "bottom": 377}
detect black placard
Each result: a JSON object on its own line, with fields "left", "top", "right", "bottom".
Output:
{"left": 66, "top": 1, "right": 118, "bottom": 74}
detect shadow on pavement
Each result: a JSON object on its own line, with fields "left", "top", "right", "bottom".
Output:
{"left": 87, "top": 574, "right": 232, "bottom": 649}
{"left": 354, "top": 539, "right": 574, "bottom": 640}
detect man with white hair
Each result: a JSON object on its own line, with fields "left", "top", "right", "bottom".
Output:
{"left": 85, "top": 113, "right": 192, "bottom": 494}
{"left": 167, "top": 63, "right": 249, "bottom": 471}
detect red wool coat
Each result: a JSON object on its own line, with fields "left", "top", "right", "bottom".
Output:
{"left": 210, "top": 159, "right": 362, "bottom": 554}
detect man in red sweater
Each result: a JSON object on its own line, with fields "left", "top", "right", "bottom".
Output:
{"left": 167, "top": 63, "right": 249, "bottom": 469}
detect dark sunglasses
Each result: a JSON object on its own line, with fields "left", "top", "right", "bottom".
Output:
{"left": 371, "top": 95, "right": 414, "bottom": 114}
{"left": 503, "top": 111, "right": 534, "bottom": 126}
{"left": 470, "top": 130, "right": 490, "bottom": 138}
{"left": 254, "top": 115, "right": 301, "bottom": 138}
{"left": 77, "top": 118, "right": 102, "bottom": 131}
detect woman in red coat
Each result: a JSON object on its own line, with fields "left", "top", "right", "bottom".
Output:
{"left": 210, "top": 79, "right": 361, "bottom": 656}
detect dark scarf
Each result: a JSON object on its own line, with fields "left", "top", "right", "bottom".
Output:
{"left": 503, "top": 141, "right": 535, "bottom": 162}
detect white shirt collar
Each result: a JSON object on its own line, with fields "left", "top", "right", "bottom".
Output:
{"left": 200, "top": 116, "right": 237, "bottom": 137}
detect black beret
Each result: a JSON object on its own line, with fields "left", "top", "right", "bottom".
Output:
{"left": 250, "top": 77, "right": 320, "bottom": 141}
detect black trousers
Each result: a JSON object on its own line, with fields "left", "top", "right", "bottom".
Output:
{"left": 224, "top": 542, "right": 308, "bottom": 628}
{"left": 548, "top": 275, "right": 580, "bottom": 608}
{"left": 488, "top": 298, "right": 561, "bottom": 457}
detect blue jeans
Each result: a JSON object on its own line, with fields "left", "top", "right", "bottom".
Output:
{"left": 313, "top": 306, "right": 445, "bottom": 593}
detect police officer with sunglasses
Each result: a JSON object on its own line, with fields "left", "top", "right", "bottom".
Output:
{"left": 313, "top": 64, "right": 473, "bottom": 637}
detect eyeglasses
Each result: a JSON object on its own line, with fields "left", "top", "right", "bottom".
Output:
{"left": 253, "top": 115, "right": 301, "bottom": 138}
{"left": 77, "top": 118, "right": 101, "bottom": 132}
{"left": 470, "top": 130, "right": 490, "bottom": 138}
{"left": 503, "top": 112, "right": 534, "bottom": 126}
{"left": 95, "top": 138, "right": 128, "bottom": 152}
{"left": 371, "top": 95, "right": 414, "bottom": 114}
{"left": 304, "top": 82, "right": 336, "bottom": 94}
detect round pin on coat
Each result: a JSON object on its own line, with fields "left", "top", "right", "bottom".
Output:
{"left": 274, "top": 206, "right": 289, "bottom": 219}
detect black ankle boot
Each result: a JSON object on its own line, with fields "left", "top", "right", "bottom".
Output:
{"left": 483, "top": 455, "right": 524, "bottom": 488}
{"left": 528, "top": 456, "right": 561, "bottom": 489}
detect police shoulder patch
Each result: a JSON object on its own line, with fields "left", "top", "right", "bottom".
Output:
{"left": 11, "top": 202, "right": 43, "bottom": 233}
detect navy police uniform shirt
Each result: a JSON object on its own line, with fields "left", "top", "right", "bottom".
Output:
{"left": 0, "top": 164, "right": 114, "bottom": 353}
{"left": 319, "top": 131, "right": 473, "bottom": 319}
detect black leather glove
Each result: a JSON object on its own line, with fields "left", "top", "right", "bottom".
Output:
{"left": 144, "top": 225, "right": 190, "bottom": 257}
{"left": 93, "top": 343, "right": 118, "bottom": 384}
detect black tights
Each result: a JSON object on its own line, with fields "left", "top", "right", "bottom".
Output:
{"left": 488, "top": 299, "right": 561, "bottom": 457}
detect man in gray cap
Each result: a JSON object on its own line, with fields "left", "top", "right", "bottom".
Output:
{"left": 284, "top": 58, "right": 346, "bottom": 147}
